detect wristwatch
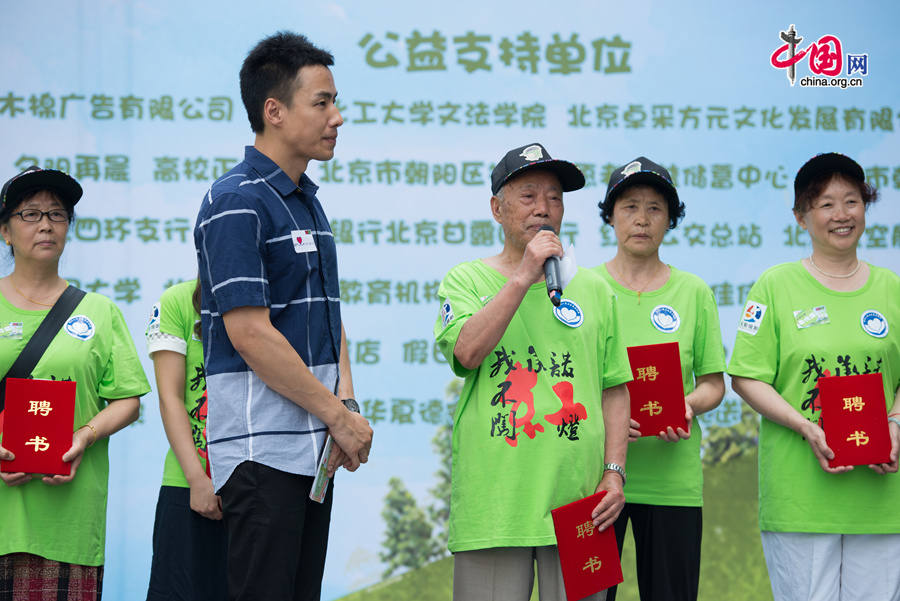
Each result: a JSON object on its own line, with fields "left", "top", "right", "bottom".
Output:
{"left": 341, "top": 398, "right": 360, "bottom": 413}
{"left": 603, "top": 462, "right": 626, "bottom": 487}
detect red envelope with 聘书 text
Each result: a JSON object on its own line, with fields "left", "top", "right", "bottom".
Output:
{"left": 625, "top": 342, "right": 686, "bottom": 437}
{"left": 1, "top": 377, "right": 76, "bottom": 475}
{"left": 819, "top": 373, "right": 891, "bottom": 467}
{"left": 551, "top": 490, "right": 623, "bottom": 600}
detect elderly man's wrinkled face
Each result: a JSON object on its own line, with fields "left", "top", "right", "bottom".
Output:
{"left": 491, "top": 170, "right": 564, "bottom": 250}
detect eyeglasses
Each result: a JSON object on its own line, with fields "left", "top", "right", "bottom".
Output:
{"left": 11, "top": 209, "right": 69, "bottom": 223}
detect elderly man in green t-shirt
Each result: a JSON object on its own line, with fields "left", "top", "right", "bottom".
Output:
{"left": 434, "top": 142, "right": 632, "bottom": 601}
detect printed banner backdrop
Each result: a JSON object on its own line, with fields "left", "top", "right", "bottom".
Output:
{"left": 3, "top": 1, "right": 899, "bottom": 599}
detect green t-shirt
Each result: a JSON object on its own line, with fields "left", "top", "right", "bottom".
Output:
{"left": 145, "top": 280, "right": 207, "bottom": 488}
{"left": 0, "top": 290, "right": 151, "bottom": 566}
{"left": 595, "top": 264, "right": 726, "bottom": 506}
{"left": 727, "top": 262, "right": 900, "bottom": 534}
{"left": 435, "top": 261, "right": 632, "bottom": 552}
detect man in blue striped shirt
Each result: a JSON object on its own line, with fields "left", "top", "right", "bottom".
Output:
{"left": 194, "top": 31, "right": 373, "bottom": 601}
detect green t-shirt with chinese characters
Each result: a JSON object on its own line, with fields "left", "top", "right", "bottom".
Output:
{"left": 435, "top": 260, "right": 632, "bottom": 552}
{"left": 727, "top": 262, "right": 900, "bottom": 534}
{"left": 595, "top": 264, "right": 726, "bottom": 506}
{"left": 145, "top": 280, "right": 207, "bottom": 488}
{"left": 0, "top": 290, "right": 150, "bottom": 566}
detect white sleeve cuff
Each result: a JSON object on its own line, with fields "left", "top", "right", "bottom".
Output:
{"left": 147, "top": 331, "right": 188, "bottom": 356}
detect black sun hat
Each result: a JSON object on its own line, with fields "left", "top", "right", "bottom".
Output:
{"left": 1, "top": 166, "right": 83, "bottom": 212}
{"left": 794, "top": 152, "right": 865, "bottom": 199}
{"left": 491, "top": 143, "right": 585, "bottom": 195}
{"left": 604, "top": 156, "right": 679, "bottom": 206}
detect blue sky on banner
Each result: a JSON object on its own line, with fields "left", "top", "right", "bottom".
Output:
{"left": 3, "top": 0, "right": 898, "bottom": 599}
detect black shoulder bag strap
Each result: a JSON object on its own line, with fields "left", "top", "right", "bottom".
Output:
{"left": 0, "top": 285, "right": 86, "bottom": 412}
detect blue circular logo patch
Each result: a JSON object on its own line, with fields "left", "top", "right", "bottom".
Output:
{"left": 650, "top": 305, "right": 680, "bottom": 333}
{"left": 860, "top": 310, "right": 888, "bottom": 338}
{"left": 554, "top": 299, "right": 584, "bottom": 328}
{"left": 65, "top": 315, "right": 95, "bottom": 341}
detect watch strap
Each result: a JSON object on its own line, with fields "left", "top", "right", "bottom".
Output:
{"left": 603, "top": 462, "right": 626, "bottom": 487}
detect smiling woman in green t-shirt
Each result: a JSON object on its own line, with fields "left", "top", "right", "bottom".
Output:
{"left": 595, "top": 157, "right": 726, "bottom": 601}
{"left": 729, "top": 153, "right": 900, "bottom": 601}
{"left": 0, "top": 167, "right": 150, "bottom": 600}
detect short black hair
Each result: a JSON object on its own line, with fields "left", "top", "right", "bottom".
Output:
{"left": 240, "top": 31, "right": 335, "bottom": 133}
{"left": 793, "top": 170, "right": 878, "bottom": 214}
{"left": 599, "top": 181, "right": 685, "bottom": 230}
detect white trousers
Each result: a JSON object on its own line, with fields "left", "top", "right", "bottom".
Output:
{"left": 761, "top": 531, "right": 900, "bottom": 601}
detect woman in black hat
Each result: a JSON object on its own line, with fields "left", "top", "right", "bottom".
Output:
{"left": 729, "top": 153, "right": 900, "bottom": 600}
{"left": 0, "top": 167, "right": 150, "bottom": 600}
{"left": 595, "top": 157, "right": 726, "bottom": 601}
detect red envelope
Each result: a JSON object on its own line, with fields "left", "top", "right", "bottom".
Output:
{"left": 819, "top": 373, "right": 891, "bottom": 467}
{"left": 551, "top": 490, "right": 623, "bottom": 601}
{"left": 625, "top": 342, "right": 686, "bottom": 436}
{"left": 1, "top": 378, "right": 76, "bottom": 475}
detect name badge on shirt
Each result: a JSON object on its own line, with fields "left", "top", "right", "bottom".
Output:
{"left": 291, "top": 229, "right": 317, "bottom": 254}
{"left": 793, "top": 306, "right": 830, "bottom": 329}
{"left": 0, "top": 322, "right": 23, "bottom": 339}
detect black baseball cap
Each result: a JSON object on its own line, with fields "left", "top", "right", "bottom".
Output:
{"left": 604, "top": 156, "right": 679, "bottom": 205}
{"left": 794, "top": 153, "right": 865, "bottom": 198}
{"left": 491, "top": 143, "right": 585, "bottom": 195}
{"left": 0, "top": 166, "right": 83, "bottom": 212}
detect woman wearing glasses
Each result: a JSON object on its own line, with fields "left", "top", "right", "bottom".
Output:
{"left": 0, "top": 167, "right": 150, "bottom": 600}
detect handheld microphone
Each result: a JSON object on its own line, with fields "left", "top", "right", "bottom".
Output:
{"left": 539, "top": 225, "right": 562, "bottom": 307}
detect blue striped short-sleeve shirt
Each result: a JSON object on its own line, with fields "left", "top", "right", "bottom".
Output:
{"left": 194, "top": 146, "right": 342, "bottom": 490}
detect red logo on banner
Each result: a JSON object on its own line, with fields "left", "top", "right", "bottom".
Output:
{"left": 771, "top": 33, "right": 842, "bottom": 77}
{"left": 769, "top": 24, "right": 866, "bottom": 88}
